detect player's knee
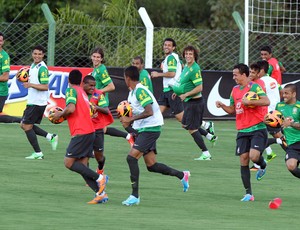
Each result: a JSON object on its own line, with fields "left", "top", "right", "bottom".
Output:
{"left": 147, "top": 163, "right": 157, "bottom": 172}
{"left": 127, "top": 155, "right": 137, "bottom": 165}
{"left": 286, "top": 161, "right": 297, "bottom": 171}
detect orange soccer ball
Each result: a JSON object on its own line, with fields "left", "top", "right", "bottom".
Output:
{"left": 116, "top": 100, "right": 132, "bottom": 117}
{"left": 16, "top": 67, "right": 29, "bottom": 82}
{"left": 264, "top": 110, "right": 284, "bottom": 128}
{"left": 48, "top": 107, "right": 65, "bottom": 124}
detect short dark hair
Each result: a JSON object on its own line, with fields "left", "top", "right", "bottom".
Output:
{"left": 133, "top": 56, "right": 144, "bottom": 64}
{"left": 124, "top": 66, "right": 139, "bottom": 81}
{"left": 68, "top": 69, "right": 82, "bottom": 85}
{"left": 32, "top": 45, "right": 46, "bottom": 53}
{"left": 91, "top": 47, "right": 105, "bottom": 63}
{"left": 183, "top": 45, "right": 199, "bottom": 62}
{"left": 249, "top": 63, "right": 260, "bottom": 72}
{"left": 233, "top": 63, "right": 249, "bottom": 77}
{"left": 260, "top": 45, "right": 272, "bottom": 54}
{"left": 0, "top": 32, "right": 5, "bottom": 40}
{"left": 163, "top": 38, "right": 176, "bottom": 47}
{"left": 257, "top": 60, "right": 269, "bottom": 73}
{"left": 83, "top": 75, "right": 95, "bottom": 83}
{"left": 284, "top": 83, "right": 297, "bottom": 93}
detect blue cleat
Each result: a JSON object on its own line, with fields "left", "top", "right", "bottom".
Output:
{"left": 240, "top": 194, "right": 255, "bottom": 202}
{"left": 181, "top": 171, "right": 190, "bottom": 192}
{"left": 256, "top": 168, "right": 267, "bottom": 181}
{"left": 122, "top": 195, "right": 140, "bottom": 206}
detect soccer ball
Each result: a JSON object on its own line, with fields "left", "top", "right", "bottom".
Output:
{"left": 116, "top": 100, "right": 132, "bottom": 117}
{"left": 16, "top": 67, "right": 29, "bottom": 82}
{"left": 89, "top": 102, "right": 97, "bottom": 117}
{"left": 243, "top": 91, "right": 259, "bottom": 108}
{"left": 48, "top": 107, "right": 65, "bottom": 124}
{"left": 264, "top": 110, "right": 284, "bottom": 128}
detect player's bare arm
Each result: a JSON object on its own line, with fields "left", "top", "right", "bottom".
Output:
{"left": 151, "top": 71, "right": 175, "bottom": 78}
{"left": 216, "top": 101, "right": 235, "bottom": 114}
{"left": 0, "top": 72, "right": 9, "bottom": 82}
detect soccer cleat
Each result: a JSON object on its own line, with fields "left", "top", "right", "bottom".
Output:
{"left": 210, "top": 135, "right": 218, "bottom": 147}
{"left": 250, "top": 165, "right": 259, "bottom": 171}
{"left": 127, "top": 134, "right": 135, "bottom": 147}
{"left": 240, "top": 194, "right": 255, "bottom": 202}
{"left": 256, "top": 168, "right": 267, "bottom": 181}
{"left": 194, "top": 154, "right": 211, "bottom": 161}
{"left": 206, "top": 121, "right": 215, "bottom": 135}
{"left": 280, "top": 136, "right": 287, "bottom": 148}
{"left": 122, "top": 195, "right": 140, "bottom": 206}
{"left": 97, "top": 174, "right": 108, "bottom": 194}
{"left": 266, "top": 152, "right": 277, "bottom": 162}
{"left": 25, "top": 152, "right": 44, "bottom": 160}
{"left": 50, "top": 134, "right": 58, "bottom": 151}
{"left": 181, "top": 171, "right": 190, "bottom": 192}
{"left": 87, "top": 192, "right": 108, "bottom": 204}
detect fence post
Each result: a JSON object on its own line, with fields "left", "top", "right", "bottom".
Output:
{"left": 138, "top": 7, "right": 154, "bottom": 69}
{"left": 232, "top": 11, "right": 245, "bottom": 64}
{"left": 41, "top": 3, "right": 55, "bottom": 66}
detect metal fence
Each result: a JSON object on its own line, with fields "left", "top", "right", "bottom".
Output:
{"left": 1, "top": 22, "right": 299, "bottom": 72}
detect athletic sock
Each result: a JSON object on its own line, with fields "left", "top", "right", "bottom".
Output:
{"left": 127, "top": 155, "right": 139, "bottom": 198}
{"left": 290, "top": 168, "right": 300, "bottom": 179}
{"left": 0, "top": 115, "right": 22, "bottom": 123}
{"left": 106, "top": 127, "right": 127, "bottom": 138}
{"left": 98, "top": 156, "right": 106, "bottom": 171}
{"left": 254, "top": 155, "right": 266, "bottom": 169}
{"left": 267, "top": 138, "right": 276, "bottom": 146}
{"left": 32, "top": 125, "right": 48, "bottom": 137}
{"left": 25, "top": 129, "right": 41, "bottom": 152}
{"left": 198, "top": 128, "right": 208, "bottom": 136}
{"left": 265, "top": 146, "right": 273, "bottom": 155}
{"left": 125, "top": 126, "right": 138, "bottom": 135}
{"left": 69, "top": 161, "right": 99, "bottom": 180}
{"left": 191, "top": 131, "right": 208, "bottom": 151}
{"left": 241, "top": 166, "right": 252, "bottom": 195}
{"left": 147, "top": 162, "right": 184, "bottom": 179}
{"left": 202, "top": 150, "right": 211, "bottom": 157}
{"left": 276, "top": 138, "right": 282, "bottom": 144}
{"left": 82, "top": 175, "right": 99, "bottom": 192}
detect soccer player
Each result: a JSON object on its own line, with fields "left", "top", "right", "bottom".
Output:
{"left": 82, "top": 75, "right": 113, "bottom": 177}
{"left": 132, "top": 56, "right": 153, "bottom": 93}
{"left": 260, "top": 45, "right": 286, "bottom": 85}
{"left": 120, "top": 66, "right": 190, "bottom": 206}
{"left": 50, "top": 69, "right": 108, "bottom": 204}
{"left": 216, "top": 63, "right": 270, "bottom": 202}
{"left": 151, "top": 38, "right": 184, "bottom": 121}
{"left": 249, "top": 61, "right": 286, "bottom": 171}
{"left": 0, "top": 32, "right": 22, "bottom": 123}
{"left": 172, "top": 45, "right": 214, "bottom": 160}
{"left": 277, "top": 84, "right": 300, "bottom": 179}
{"left": 91, "top": 47, "right": 134, "bottom": 145}
{"left": 20, "top": 45, "right": 58, "bottom": 159}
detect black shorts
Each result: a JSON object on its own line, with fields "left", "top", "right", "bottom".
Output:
{"left": 22, "top": 105, "right": 46, "bottom": 124}
{"left": 266, "top": 125, "right": 282, "bottom": 135}
{"left": 182, "top": 97, "right": 204, "bottom": 130}
{"left": 285, "top": 142, "right": 300, "bottom": 162}
{"left": 133, "top": 131, "right": 160, "bottom": 155}
{"left": 66, "top": 132, "right": 95, "bottom": 158}
{"left": 236, "top": 129, "right": 268, "bottom": 156}
{"left": 93, "top": 129, "right": 104, "bottom": 152}
{"left": 158, "top": 90, "right": 183, "bottom": 115}
{"left": 0, "top": 95, "right": 8, "bottom": 112}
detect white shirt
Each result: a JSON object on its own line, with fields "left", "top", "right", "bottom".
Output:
{"left": 260, "top": 75, "right": 280, "bottom": 111}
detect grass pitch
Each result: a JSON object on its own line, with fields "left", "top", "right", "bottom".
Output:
{"left": 0, "top": 119, "right": 299, "bottom": 230}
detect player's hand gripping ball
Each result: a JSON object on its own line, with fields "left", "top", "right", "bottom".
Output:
{"left": 264, "top": 110, "right": 284, "bottom": 128}
{"left": 48, "top": 107, "right": 65, "bottom": 124}
{"left": 116, "top": 100, "right": 132, "bottom": 117}
{"left": 243, "top": 91, "right": 259, "bottom": 108}
{"left": 89, "top": 102, "right": 97, "bottom": 117}
{"left": 16, "top": 67, "right": 29, "bottom": 82}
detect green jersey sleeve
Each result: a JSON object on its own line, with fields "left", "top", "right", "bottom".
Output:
{"left": 97, "top": 93, "right": 109, "bottom": 108}
{"left": 250, "top": 83, "right": 266, "bottom": 97}
{"left": 0, "top": 50, "right": 10, "bottom": 73}
{"left": 65, "top": 87, "right": 77, "bottom": 105}
{"left": 167, "top": 55, "right": 178, "bottom": 72}
{"left": 136, "top": 88, "right": 153, "bottom": 107}
{"left": 38, "top": 66, "right": 49, "bottom": 84}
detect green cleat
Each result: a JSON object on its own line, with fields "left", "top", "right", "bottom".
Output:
{"left": 266, "top": 152, "right": 277, "bottom": 162}
{"left": 25, "top": 152, "right": 44, "bottom": 160}
{"left": 194, "top": 154, "right": 211, "bottom": 161}
{"left": 210, "top": 135, "right": 218, "bottom": 147}
{"left": 50, "top": 134, "right": 58, "bottom": 151}
{"left": 206, "top": 121, "right": 215, "bottom": 135}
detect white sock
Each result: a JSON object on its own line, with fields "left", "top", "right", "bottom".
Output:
{"left": 205, "top": 133, "right": 213, "bottom": 140}
{"left": 126, "top": 133, "right": 131, "bottom": 140}
{"left": 276, "top": 138, "right": 283, "bottom": 144}
{"left": 97, "top": 174, "right": 103, "bottom": 181}
{"left": 201, "top": 121, "right": 206, "bottom": 128}
{"left": 46, "top": 133, "right": 53, "bottom": 141}
{"left": 253, "top": 163, "right": 260, "bottom": 169}
{"left": 202, "top": 151, "right": 211, "bottom": 157}
{"left": 265, "top": 146, "right": 273, "bottom": 155}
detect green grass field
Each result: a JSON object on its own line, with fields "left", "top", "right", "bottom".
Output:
{"left": 0, "top": 119, "right": 299, "bottom": 230}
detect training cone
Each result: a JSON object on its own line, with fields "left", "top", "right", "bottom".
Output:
{"left": 269, "top": 197, "right": 282, "bottom": 209}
